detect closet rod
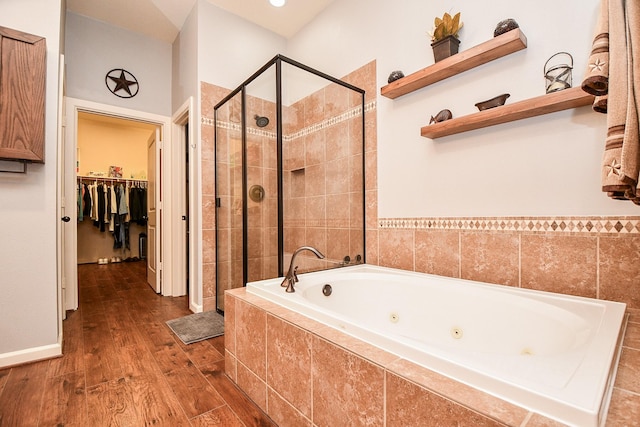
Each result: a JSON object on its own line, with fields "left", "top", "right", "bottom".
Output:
{"left": 77, "top": 175, "right": 147, "bottom": 184}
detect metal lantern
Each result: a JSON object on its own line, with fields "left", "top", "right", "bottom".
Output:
{"left": 544, "top": 52, "right": 573, "bottom": 93}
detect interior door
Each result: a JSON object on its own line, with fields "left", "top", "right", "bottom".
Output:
{"left": 147, "top": 128, "right": 161, "bottom": 293}
{"left": 57, "top": 54, "right": 68, "bottom": 322}
{"left": 63, "top": 102, "right": 78, "bottom": 313}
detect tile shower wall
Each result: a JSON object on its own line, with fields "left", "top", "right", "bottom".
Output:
{"left": 281, "top": 76, "right": 371, "bottom": 272}
{"left": 200, "top": 60, "right": 377, "bottom": 310}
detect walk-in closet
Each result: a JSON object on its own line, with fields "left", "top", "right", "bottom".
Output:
{"left": 76, "top": 112, "right": 155, "bottom": 266}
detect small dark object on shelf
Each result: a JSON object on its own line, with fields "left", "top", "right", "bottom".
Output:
{"left": 494, "top": 19, "right": 519, "bottom": 37}
{"left": 388, "top": 70, "right": 405, "bottom": 83}
{"left": 431, "top": 35, "right": 460, "bottom": 62}
{"left": 475, "top": 93, "right": 510, "bottom": 111}
{"left": 430, "top": 109, "right": 453, "bottom": 124}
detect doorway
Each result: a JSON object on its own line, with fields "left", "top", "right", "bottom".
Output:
{"left": 172, "top": 98, "right": 194, "bottom": 306}
{"left": 75, "top": 112, "right": 154, "bottom": 268}
{"left": 184, "top": 122, "right": 190, "bottom": 294}
{"left": 63, "top": 97, "right": 180, "bottom": 313}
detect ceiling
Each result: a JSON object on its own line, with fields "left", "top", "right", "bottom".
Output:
{"left": 66, "top": 0, "right": 336, "bottom": 43}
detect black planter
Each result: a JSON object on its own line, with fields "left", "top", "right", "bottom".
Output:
{"left": 431, "top": 35, "right": 460, "bottom": 62}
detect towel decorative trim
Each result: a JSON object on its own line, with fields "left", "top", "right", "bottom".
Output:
{"left": 582, "top": 0, "right": 640, "bottom": 205}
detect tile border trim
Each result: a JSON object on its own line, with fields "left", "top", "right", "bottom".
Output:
{"left": 201, "top": 100, "right": 377, "bottom": 142}
{"left": 378, "top": 216, "right": 640, "bottom": 235}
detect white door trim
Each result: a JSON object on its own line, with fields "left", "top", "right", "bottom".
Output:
{"left": 63, "top": 97, "right": 174, "bottom": 309}
{"left": 171, "top": 97, "right": 198, "bottom": 308}
{"left": 56, "top": 53, "right": 66, "bottom": 342}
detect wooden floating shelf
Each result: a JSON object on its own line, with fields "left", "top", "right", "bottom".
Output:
{"left": 380, "top": 29, "right": 528, "bottom": 99}
{"left": 420, "top": 87, "right": 595, "bottom": 139}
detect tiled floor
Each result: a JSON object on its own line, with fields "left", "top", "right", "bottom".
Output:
{"left": 0, "top": 261, "right": 276, "bottom": 426}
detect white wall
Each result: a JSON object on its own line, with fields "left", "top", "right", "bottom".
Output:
{"left": 177, "top": 0, "right": 286, "bottom": 311}
{"left": 197, "top": 0, "right": 286, "bottom": 92}
{"left": 65, "top": 12, "right": 172, "bottom": 116}
{"left": 288, "top": 0, "right": 638, "bottom": 217}
{"left": 0, "top": 0, "right": 62, "bottom": 362}
{"left": 172, "top": 2, "right": 198, "bottom": 114}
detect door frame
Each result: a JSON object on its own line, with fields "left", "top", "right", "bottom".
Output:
{"left": 63, "top": 97, "right": 176, "bottom": 310}
{"left": 171, "top": 97, "right": 196, "bottom": 306}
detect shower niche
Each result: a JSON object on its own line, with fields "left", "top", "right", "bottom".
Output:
{"left": 214, "top": 55, "right": 366, "bottom": 312}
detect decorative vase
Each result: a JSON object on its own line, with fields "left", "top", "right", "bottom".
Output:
{"left": 431, "top": 35, "right": 460, "bottom": 62}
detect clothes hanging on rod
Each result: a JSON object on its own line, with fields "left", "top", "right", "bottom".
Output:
{"left": 77, "top": 177, "right": 148, "bottom": 252}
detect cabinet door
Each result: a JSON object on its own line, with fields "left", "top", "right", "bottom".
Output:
{"left": 0, "top": 26, "right": 46, "bottom": 163}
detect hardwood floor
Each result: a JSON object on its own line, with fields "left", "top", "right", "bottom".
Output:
{"left": 0, "top": 261, "right": 277, "bottom": 426}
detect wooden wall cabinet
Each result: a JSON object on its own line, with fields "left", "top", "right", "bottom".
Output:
{"left": 0, "top": 26, "right": 46, "bottom": 164}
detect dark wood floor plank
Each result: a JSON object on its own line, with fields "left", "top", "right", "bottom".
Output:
{"left": 104, "top": 304, "right": 144, "bottom": 348}
{"left": 79, "top": 285, "right": 105, "bottom": 314}
{"left": 83, "top": 317, "right": 124, "bottom": 387}
{"left": 119, "top": 342, "right": 164, "bottom": 379}
{"left": 86, "top": 377, "right": 144, "bottom": 426}
{"left": 151, "top": 341, "right": 193, "bottom": 375}
{"left": 209, "top": 335, "right": 226, "bottom": 357}
{"left": 0, "top": 361, "right": 49, "bottom": 426}
{"left": 181, "top": 340, "right": 225, "bottom": 370}
{"left": 191, "top": 405, "right": 247, "bottom": 427}
{"left": 0, "top": 261, "right": 274, "bottom": 426}
{"left": 163, "top": 362, "right": 226, "bottom": 418}
{"left": 0, "top": 368, "right": 9, "bottom": 394}
{"left": 87, "top": 375, "right": 191, "bottom": 427}
{"left": 48, "top": 311, "right": 85, "bottom": 378}
{"left": 201, "top": 360, "right": 278, "bottom": 427}
{"left": 38, "top": 370, "right": 88, "bottom": 427}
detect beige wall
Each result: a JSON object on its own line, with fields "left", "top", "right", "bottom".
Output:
{"left": 77, "top": 113, "right": 152, "bottom": 179}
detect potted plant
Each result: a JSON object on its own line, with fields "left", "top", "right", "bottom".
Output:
{"left": 429, "top": 12, "right": 463, "bottom": 62}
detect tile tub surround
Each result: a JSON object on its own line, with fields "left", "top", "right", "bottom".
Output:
{"left": 376, "top": 216, "right": 640, "bottom": 310}
{"left": 224, "top": 287, "right": 640, "bottom": 426}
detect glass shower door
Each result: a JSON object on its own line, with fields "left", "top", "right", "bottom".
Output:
{"left": 214, "top": 55, "right": 366, "bottom": 314}
{"left": 215, "top": 92, "right": 243, "bottom": 312}
{"left": 244, "top": 65, "right": 279, "bottom": 283}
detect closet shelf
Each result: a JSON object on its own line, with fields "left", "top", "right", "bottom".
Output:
{"left": 420, "top": 87, "right": 595, "bottom": 139}
{"left": 380, "top": 28, "right": 528, "bottom": 99}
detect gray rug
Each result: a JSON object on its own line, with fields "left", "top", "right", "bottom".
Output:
{"left": 166, "top": 310, "right": 224, "bottom": 344}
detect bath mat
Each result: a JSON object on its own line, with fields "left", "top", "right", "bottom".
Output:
{"left": 166, "top": 310, "right": 224, "bottom": 344}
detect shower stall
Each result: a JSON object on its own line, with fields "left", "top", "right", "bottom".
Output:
{"left": 214, "top": 55, "right": 366, "bottom": 312}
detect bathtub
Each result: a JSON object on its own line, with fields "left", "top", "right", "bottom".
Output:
{"left": 246, "top": 264, "right": 627, "bottom": 427}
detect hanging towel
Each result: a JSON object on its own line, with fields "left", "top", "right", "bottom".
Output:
{"left": 582, "top": 0, "right": 640, "bottom": 204}
{"left": 582, "top": 0, "right": 610, "bottom": 99}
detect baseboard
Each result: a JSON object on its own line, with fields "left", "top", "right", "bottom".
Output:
{"left": 189, "top": 300, "right": 203, "bottom": 313}
{"left": 0, "top": 342, "right": 62, "bottom": 369}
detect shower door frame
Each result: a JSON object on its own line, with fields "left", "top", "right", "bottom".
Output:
{"left": 213, "top": 54, "right": 366, "bottom": 314}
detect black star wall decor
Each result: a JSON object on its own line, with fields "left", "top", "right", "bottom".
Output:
{"left": 105, "top": 68, "right": 139, "bottom": 98}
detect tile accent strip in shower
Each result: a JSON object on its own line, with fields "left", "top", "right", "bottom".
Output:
{"left": 202, "top": 100, "right": 377, "bottom": 142}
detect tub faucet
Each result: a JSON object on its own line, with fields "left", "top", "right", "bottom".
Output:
{"left": 281, "top": 246, "right": 325, "bottom": 293}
